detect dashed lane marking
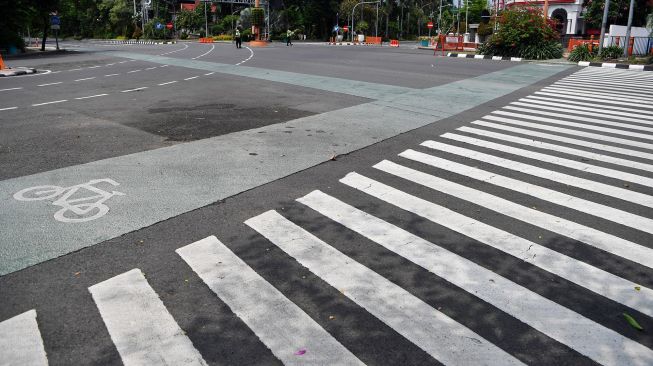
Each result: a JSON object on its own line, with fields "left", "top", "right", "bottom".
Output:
{"left": 235, "top": 46, "right": 254, "bottom": 66}
{"left": 184, "top": 76, "right": 199, "bottom": 80}
{"left": 157, "top": 81, "right": 177, "bottom": 86}
{"left": 127, "top": 69, "right": 141, "bottom": 73}
{"left": 145, "top": 67, "right": 157, "bottom": 70}
{"left": 159, "top": 43, "right": 189, "bottom": 56}
{"left": 0, "top": 87, "right": 23, "bottom": 91}
{"left": 74, "top": 94, "right": 108, "bottom": 100}
{"left": 32, "top": 100, "right": 67, "bottom": 106}
{"left": 0, "top": 107, "right": 18, "bottom": 111}
{"left": 204, "top": 72, "right": 214, "bottom": 76}
{"left": 74, "top": 77, "right": 96, "bottom": 82}
{"left": 120, "top": 87, "right": 148, "bottom": 93}
{"left": 37, "top": 82, "right": 62, "bottom": 87}
{"left": 104, "top": 73, "right": 120, "bottom": 77}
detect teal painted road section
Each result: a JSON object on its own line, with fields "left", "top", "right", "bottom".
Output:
{"left": 0, "top": 59, "right": 571, "bottom": 275}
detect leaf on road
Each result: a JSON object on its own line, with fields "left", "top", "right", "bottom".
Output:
{"left": 623, "top": 313, "right": 644, "bottom": 331}
{"left": 294, "top": 349, "right": 307, "bottom": 356}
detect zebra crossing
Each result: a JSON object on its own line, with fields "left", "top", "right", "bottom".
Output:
{"left": 1, "top": 66, "right": 652, "bottom": 365}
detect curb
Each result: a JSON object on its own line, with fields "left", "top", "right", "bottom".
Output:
{"left": 447, "top": 53, "right": 522, "bottom": 62}
{"left": 0, "top": 67, "right": 38, "bottom": 77}
{"left": 326, "top": 42, "right": 382, "bottom": 46}
{"left": 577, "top": 61, "right": 653, "bottom": 71}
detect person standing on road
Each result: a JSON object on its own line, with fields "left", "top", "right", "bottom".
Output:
{"left": 235, "top": 28, "right": 242, "bottom": 49}
{"left": 286, "top": 29, "right": 293, "bottom": 46}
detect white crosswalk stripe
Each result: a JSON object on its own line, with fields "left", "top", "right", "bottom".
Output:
{"left": 296, "top": 189, "right": 653, "bottom": 366}
{"left": 176, "top": 236, "right": 365, "bottom": 366}
{"left": 512, "top": 100, "right": 653, "bottom": 124}
{"left": 0, "top": 310, "right": 48, "bottom": 366}
{"left": 245, "top": 210, "right": 526, "bottom": 366}
{"left": 89, "top": 269, "right": 208, "bottom": 366}
{"left": 525, "top": 95, "right": 653, "bottom": 116}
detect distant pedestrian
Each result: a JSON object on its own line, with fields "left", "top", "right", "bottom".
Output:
{"left": 286, "top": 29, "right": 293, "bottom": 46}
{"left": 235, "top": 29, "right": 242, "bottom": 49}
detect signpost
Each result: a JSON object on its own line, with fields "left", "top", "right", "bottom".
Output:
{"left": 50, "top": 15, "right": 60, "bottom": 50}
{"left": 427, "top": 21, "right": 433, "bottom": 38}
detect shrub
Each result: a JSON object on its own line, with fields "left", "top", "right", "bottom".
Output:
{"left": 212, "top": 34, "right": 233, "bottom": 41}
{"left": 251, "top": 7, "right": 265, "bottom": 27}
{"left": 180, "top": 32, "right": 188, "bottom": 40}
{"left": 115, "top": 35, "right": 128, "bottom": 40}
{"left": 132, "top": 26, "right": 143, "bottom": 40}
{"left": 477, "top": 22, "right": 493, "bottom": 37}
{"left": 520, "top": 40, "right": 563, "bottom": 59}
{"left": 477, "top": 6, "right": 561, "bottom": 59}
{"left": 568, "top": 44, "right": 597, "bottom": 62}
{"left": 599, "top": 45, "right": 624, "bottom": 60}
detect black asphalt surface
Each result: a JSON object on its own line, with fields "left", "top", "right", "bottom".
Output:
{"left": 2, "top": 40, "right": 651, "bottom": 366}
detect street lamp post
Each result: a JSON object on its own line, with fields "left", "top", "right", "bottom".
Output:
{"left": 351, "top": 1, "right": 380, "bottom": 42}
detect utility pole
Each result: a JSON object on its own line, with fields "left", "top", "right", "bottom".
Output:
{"left": 623, "top": 0, "right": 635, "bottom": 57}
{"left": 438, "top": 0, "right": 442, "bottom": 34}
{"left": 204, "top": 1, "right": 208, "bottom": 36}
{"left": 465, "top": 0, "right": 468, "bottom": 34}
{"left": 598, "top": 0, "right": 611, "bottom": 54}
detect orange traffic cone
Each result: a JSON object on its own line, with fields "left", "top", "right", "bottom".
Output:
{"left": 0, "top": 54, "right": 5, "bottom": 70}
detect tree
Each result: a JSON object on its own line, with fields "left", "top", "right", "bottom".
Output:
{"left": 583, "top": 0, "right": 651, "bottom": 29}
{"left": 176, "top": 8, "right": 203, "bottom": 34}
{"left": 459, "top": 0, "right": 487, "bottom": 24}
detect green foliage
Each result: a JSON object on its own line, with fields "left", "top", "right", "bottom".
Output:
{"left": 211, "top": 24, "right": 225, "bottom": 35}
{"left": 251, "top": 7, "right": 265, "bottom": 27}
{"left": 212, "top": 34, "right": 233, "bottom": 41}
{"left": 459, "top": 0, "right": 489, "bottom": 24}
{"left": 177, "top": 8, "right": 203, "bottom": 34}
{"left": 599, "top": 45, "right": 624, "bottom": 59}
{"left": 583, "top": 0, "right": 650, "bottom": 29}
{"left": 567, "top": 44, "right": 597, "bottom": 62}
{"left": 144, "top": 19, "right": 166, "bottom": 40}
{"left": 478, "top": 6, "right": 561, "bottom": 59}
{"left": 355, "top": 20, "right": 369, "bottom": 33}
{"left": 180, "top": 32, "right": 188, "bottom": 40}
{"left": 477, "top": 22, "right": 493, "bottom": 37}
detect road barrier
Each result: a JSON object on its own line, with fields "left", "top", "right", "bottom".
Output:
{"left": 433, "top": 35, "right": 464, "bottom": 56}
{"left": 0, "top": 54, "right": 5, "bottom": 70}
{"left": 199, "top": 38, "right": 214, "bottom": 43}
{"left": 389, "top": 39, "right": 399, "bottom": 47}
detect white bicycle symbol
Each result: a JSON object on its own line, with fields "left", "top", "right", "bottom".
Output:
{"left": 13, "top": 178, "right": 125, "bottom": 223}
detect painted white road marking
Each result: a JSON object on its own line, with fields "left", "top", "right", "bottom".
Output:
{"left": 157, "top": 81, "right": 177, "bottom": 86}
{"left": 471, "top": 120, "right": 653, "bottom": 161}
{"left": 13, "top": 178, "right": 125, "bottom": 223}
{"left": 204, "top": 72, "right": 215, "bottom": 76}
{"left": 177, "top": 236, "right": 365, "bottom": 366}
{"left": 458, "top": 125, "right": 653, "bottom": 173}
{"left": 121, "top": 87, "right": 148, "bottom": 93}
{"left": 535, "top": 91, "right": 653, "bottom": 110}
{"left": 159, "top": 43, "right": 188, "bottom": 56}
{"left": 306, "top": 185, "right": 653, "bottom": 366}
{"left": 415, "top": 143, "right": 653, "bottom": 232}
{"left": 74, "top": 77, "right": 96, "bottom": 82}
{"left": 145, "top": 67, "right": 157, "bottom": 70}
{"left": 32, "top": 100, "right": 67, "bottom": 106}
{"left": 127, "top": 69, "right": 141, "bottom": 73}
{"left": 527, "top": 95, "right": 653, "bottom": 116}
{"left": 89, "top": 269, "right": 208, "bottom": 366}
{"left": 235, "top": 47, "right": 254, "bottom": 66}
{"left": 68, "top": 68, "right": 83, "bottom": 71}
{"left": 245, "top": 210, "right": 525, "bottom": 366}
{"left": 442, "top": 132, "right": 653, "bottom": 186}
{"left": 493, "top": 110, "right": 653, "bottom": 140}
{"left": 37, "top": 82, "right": 62, "bottom": 87}
{"left": 506, "top": 104, "right": 653, "bottom": 128}
{"left": 483, "top": 115, "right": 653, "bottom": 150}
{"left": 184, "top": 76, "right": 199, "bottom": 80}
{"left": 371, "top": 160, "right": 653, "bottom": 313}
{"left": 0, "top": 310, "right": 48, "bottom": 366}
{"left": 0, "top": 107, "right": 18, "bottom": 111}
{"left": 516, "top": 99, "right": 653, "bottom": 122}
{"left": 0, "top": 87, "right": 23, "bottom": 91}
{"left": 104, "top": 73, "right": 120, "bottom": 77}
{"left": 192, "top": 44, "right": 215, "bottom": 59}
{"left": 88, "top": 65, "right": 101, "bottom": 69}
{"left": 75, "top": 94, "right": 108, "bottom": 100}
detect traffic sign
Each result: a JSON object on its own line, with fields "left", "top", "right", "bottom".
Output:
{"left": 166, "top": 22, "right": 173, "bottom": 30}
{"left": 343, "top": 25, "right": 349, "bottom": 32}
{"left": 427, "top": 21, "right": 433, "bottom": 29}
{"left": 50, "top": 16, "right": 60, "bottom": 25}
{"left": 156, "top": 22, "right": 163, "bottom": 30}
